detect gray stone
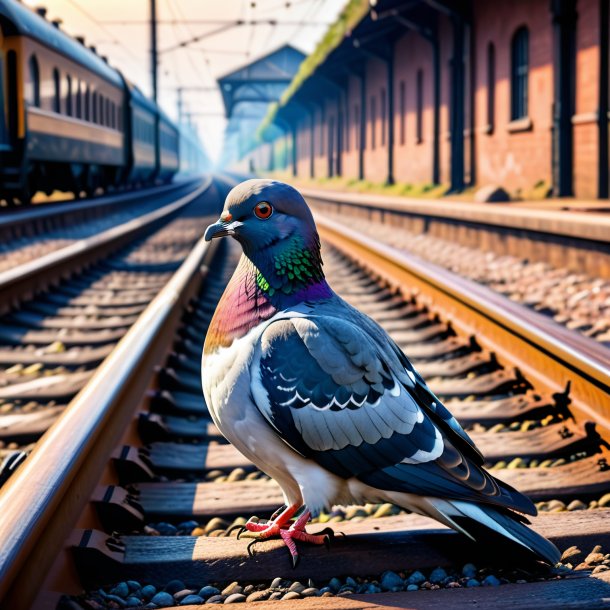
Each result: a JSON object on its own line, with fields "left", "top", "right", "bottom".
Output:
{"left": 180, "top": 595, "right": 205, "bottom": 605}
{"left": 482, "top": 575, "right": 501, "bottom": 587}
{"left": 282, "top": 591, "right": 301, "bottom": 600}
{"left": 328, "top": 578, "right": 342, "bottom": 592}
{"left": 126, "top": 581, "right": 141, "bottom": 593}
{"left": 110, "top": 583, "right": 129, "bottom": 598}
{"left": 151, "top": 592, "right": 175, "bottom": 607}
{"left": 407, "top": 584, "right": 419, "bottom": 591}
{"left": 380, "top": 571, "right": 404, "bottom": 591}
{"left": 466, "top": 579, "right": 481, "bottom": 588}
{"left": 221, "top": 582, "right": 242, "bottom": 596}
{"left": 174, "top": 589, "right": 195, "bottom": 601}
{"left": 246, "top": 590, "right": 271, "bottom": 603}
{"left": 224, "top": 593, "right": 246, "bottom": 603}
{"left": 198, "top": 586, "right": 221, "bottom": 599}
{"left": 301, "top": 588, "right": 319, "bottom": 597}
{"left": 105, "top": 595, "right": 126, "bottom": 607}
{"left": 270, "top": 577, "right": 284, "bottom": 589}
{"left": 205, "top": 595, "right": 225, "bottom": 604}
{"left": 140, "top": 585, "right": 157, "bottom": 600}
{"left": 125, "top": 599, "right": 141, "bottom": 608}
{"left": 462, "top": 563, "right": 477, "bottom": 578}
{"left": 165, "top": 580, "right": 185, "bottom": 594}
{"left": 474, "top": 185, "right": 510, "bottom": 203}
{"left": 429, "top": 568, "right": 447, "bottom": 584}
{"left": 407, "top": 571, "right": 426, "bottom": 585}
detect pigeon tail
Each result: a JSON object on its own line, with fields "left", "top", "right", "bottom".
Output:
{"left": 422, "top": 497, "right": 561, "bottom": 566}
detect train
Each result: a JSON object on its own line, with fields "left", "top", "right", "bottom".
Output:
{"left": 0, "top": 0, "right": 208, "bottom": 204}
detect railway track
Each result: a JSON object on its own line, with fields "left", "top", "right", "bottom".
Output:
{"left": 1, "top": 193, "right": 610, "bottom": 609}
{"left": 0, "top": 180, "right": 200, "bottom": 282}
{"left": 0, "top": 177, "right": 222, "bottom": 484}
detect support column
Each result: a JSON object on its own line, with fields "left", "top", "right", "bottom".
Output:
{"left": 359, "top": 72, "right": 366, "bottom": 180}
{"left": 309, "top": 108, "right": 315, "bottom": 179}
{"left": 551, "top": 0, "right": 576, "bottom": 197}
{"left": 387, "top": 45, "right": 395, "bottom": 185}
{"left": 291, "top": 121, "right": 297, "bottom": 177}
{"left": 599, "top": 0, "right": 609, "bottom": 198}
{"left": 449, "top": 14, "right": 465, "bottom": 191}
{"left": 432, "top": 37, "right": 441, "bottom": 185}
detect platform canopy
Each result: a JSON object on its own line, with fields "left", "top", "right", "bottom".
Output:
{"left": 217, "top": 44, "right": 305, "bottom": 168}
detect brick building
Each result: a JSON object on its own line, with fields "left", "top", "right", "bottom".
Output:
{"left": 246, "top": 0, "right": 608, "bottom": 200}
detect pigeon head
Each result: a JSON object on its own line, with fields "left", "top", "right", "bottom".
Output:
{"left": 205, "top": 179, "right": 329, "bottom": 301}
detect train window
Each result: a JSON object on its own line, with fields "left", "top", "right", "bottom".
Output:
{"left": 92, "top": 91, "right": 98, "bottom": 123}
{"left": 85, "top": 86, "right": 90, "bottom": 121}
{"left": 53, "top": 68, "right": 61, "bottom": 113}
{"left": 66, "top": 75, "right": 73, "bottom": 116}
{"left": 28, "top": 56, "right": 40, "bottom": 107}
{"left": 99, "top": 95, "right": 105, "bottom": 125}
{"left": 76, "top": 81, "right": 82, "bottom": 118}
{"left": 107, "top": 99, "right": 112, "bottom": 128}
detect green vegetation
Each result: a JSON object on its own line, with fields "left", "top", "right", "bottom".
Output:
{"left": 269, "top": 175, "right": 453, "bottom": 200}
{"left": 257, "top": 0, "right": 370, "bottom": 140}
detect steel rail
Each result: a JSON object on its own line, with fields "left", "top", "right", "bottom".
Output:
{"left": 0, "top": 177, "right": 212, "bottom": 314}
{"left": 304, "top": 188, "right": 610, "bottom": 243}
{"left": 0, "top": 203, "right": 220, "bottom": 609}
{"left": 0, "top": 178, "right": 200, "bottom": 232}
{"left": 316, "top": 213, "right": 610, "bottom": 430}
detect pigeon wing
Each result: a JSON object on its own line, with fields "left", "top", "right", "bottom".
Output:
{"left": 250, "top": 315, "right": 535, "bottom": 515}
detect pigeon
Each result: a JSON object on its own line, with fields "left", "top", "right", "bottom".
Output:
{"left": 202, "top": 179, "right": 560, "bottom": 567}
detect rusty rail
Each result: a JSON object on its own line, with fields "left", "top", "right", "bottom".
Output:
{"left": 0, "top": 178, "right": 211, "bottom": 314}
{"left": 316, "top": 213, "right": 610, "bottom": 431}
{"left": 0, "top": 184, "right": 219, "bottom": 609}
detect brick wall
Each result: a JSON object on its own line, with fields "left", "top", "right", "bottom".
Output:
{"left": 473, "top": 0, "right": 553, "bottom": 197}
{"left": 259, "top": 0, "right": 607, "bottom": 200}
{"left": 573, "top": 0, "right": 600, "bottom": 199}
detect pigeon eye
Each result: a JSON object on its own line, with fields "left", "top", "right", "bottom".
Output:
{"left": 254, "top": 201, "right": 273, "bottom": 220}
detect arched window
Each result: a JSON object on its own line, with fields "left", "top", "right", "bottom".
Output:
{"left": 66, "top": 75, "right": 73, "bottom": 116}
{"left": 487, "top": 42, "right": 495, "bottom": 132}
{"left": 84, "top": 85, "right": 90, "bottom": 121}
{"left": 28, "top": 55, "right": 40, "bottom": 107}
{"left": 92, "top": 91, "right": 98, "bottom": 123}
{"left": 53, "top": 68, "right": 61, "bottom": 113}
{"left": 511, "top": 26, "right": 529, "bottom": 120}
{"left": 416, "top": 69, "right": 424, "bottom": 143}
{"left": 76, "top": 81, "right": 82, "bottom": 118}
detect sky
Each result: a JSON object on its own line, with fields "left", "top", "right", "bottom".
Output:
{"left": 27, "top": 0, "right": 347, "bottom": 163}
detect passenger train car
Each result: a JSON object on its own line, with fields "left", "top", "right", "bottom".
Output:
{"left": 0, "top": 0, "right": 206, "bottom": 204}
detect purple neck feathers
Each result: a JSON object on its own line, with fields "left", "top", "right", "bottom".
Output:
{"left": 204, "top": 252, "right": 331, "bottom": 353}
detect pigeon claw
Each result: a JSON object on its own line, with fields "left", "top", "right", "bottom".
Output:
{"left": 226, "top": 523, "right": 247, "bottom": 538}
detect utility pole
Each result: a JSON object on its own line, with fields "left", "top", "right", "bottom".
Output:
{"left": 177, "top": 88, "right": 183, "bottom": 123}
{"left": 150, "top": 0, "right": 158, "bottom": 102}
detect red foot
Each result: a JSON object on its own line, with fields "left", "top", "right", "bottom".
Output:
{"left": 239, "top": 505, "right": 334, "bottom": 567}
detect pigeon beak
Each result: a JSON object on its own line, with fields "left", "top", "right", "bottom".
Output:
{"left": 204, "top": 220, "right": 242, "bottom": 242}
